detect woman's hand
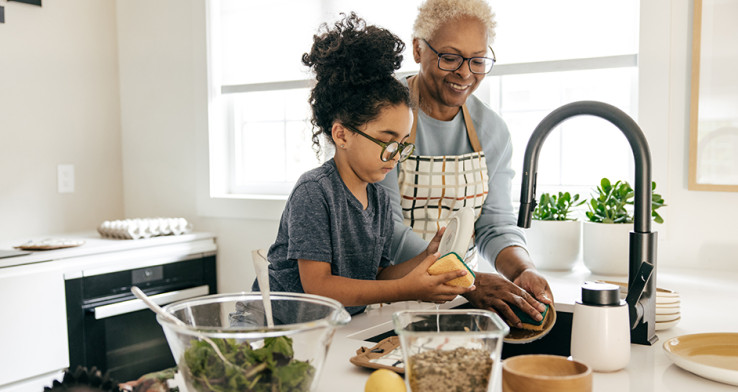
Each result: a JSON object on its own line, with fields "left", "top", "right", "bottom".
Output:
{"left": 513, "top": 268, "right": 553, "bottom": 306}
{"left": 400, "top": 251, "right": 475, "bottom": 303}
{"left": 462, "top": 272, "right": 548, "bottom": 329}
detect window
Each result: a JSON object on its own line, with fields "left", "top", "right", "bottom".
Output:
{"left": 206, "top": 0, "right": 639, "bottom": 201}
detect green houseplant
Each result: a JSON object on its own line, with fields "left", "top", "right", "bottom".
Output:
{"left": 526, "top": 192, "right": 586, "bottom": 271}
{"left": 585, "top": 178, "right": 665, "bottom": 224}
{"left": 583, "top": 178, "right": 667, "bottom": 275}
{"left": 533, "top": 191, "right": 586, "bottom": 221}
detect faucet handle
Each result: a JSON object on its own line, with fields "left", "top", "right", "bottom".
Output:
{"left": 624, "top": 260, "right": 654, "bottom": 329}
{"left": 517, "top": 198, "right": 537, "bottom": 228}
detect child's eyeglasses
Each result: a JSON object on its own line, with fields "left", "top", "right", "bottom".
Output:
{"left": 344, "top": 124, "right": 415, "bottom": 162}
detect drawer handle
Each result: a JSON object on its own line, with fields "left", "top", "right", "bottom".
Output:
{"left": 93, "top": 285, "right": 210, "bottom": 319}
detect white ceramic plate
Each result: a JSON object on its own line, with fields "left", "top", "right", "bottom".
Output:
{"left": 655, "top": 317, "right": 681, "bottom": 331}
{"left": 438, "top": 207, "right": 475, "bottom": 257}
{"left": 655, "top": 312, "right": 681, "bottom": 322}
{"left": 663, "top": 333, "right": 738, "bottom": 386}
{"left": 599, "top": 280, "right": 680, "bottom": 303}
{"left": 14, "top": 239, "right": 85, "bottom": 250}
{"left": 657, "top": 296, "right": 681, "bottom": 305}
{"left": 655, "top": 307, "right": 679, "bottom": 313}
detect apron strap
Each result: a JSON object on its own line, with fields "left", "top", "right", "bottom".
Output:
{"left": 406, "top": 75, "right": 483, "bottom": 153}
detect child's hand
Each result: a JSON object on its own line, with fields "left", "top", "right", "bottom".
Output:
{"left": 423, "top": 227, "right": 446, "bottom": 257}
{"left": 401, "top": 251, "right": 475, "bottom": 303}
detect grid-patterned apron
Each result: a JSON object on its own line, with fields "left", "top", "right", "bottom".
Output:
{"left": 398, "top": 76, "right": 490, "bottom": 242}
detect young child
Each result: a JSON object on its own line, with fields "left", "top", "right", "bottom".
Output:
{"left": 255, "top": 13, "right": 474, "bottom": 315}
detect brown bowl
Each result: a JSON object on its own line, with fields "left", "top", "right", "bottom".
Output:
{"left": 502, "top": 354, "right": 592, "bottom": 392}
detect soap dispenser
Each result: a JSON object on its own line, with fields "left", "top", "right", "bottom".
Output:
{"left": 571, "top": 281, "right": 630, "bottom": 372}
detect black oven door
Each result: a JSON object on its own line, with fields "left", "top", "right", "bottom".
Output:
{"left": 65, "top": 255, "right": 216, "bottom": 382}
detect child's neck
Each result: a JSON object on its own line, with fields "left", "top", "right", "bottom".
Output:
{"left": 334, "top": 158, "right": 369, "bottom": 210}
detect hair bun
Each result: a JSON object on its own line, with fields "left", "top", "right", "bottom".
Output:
{"left": 303, "top": 12, "right": 405, "bottom": 88}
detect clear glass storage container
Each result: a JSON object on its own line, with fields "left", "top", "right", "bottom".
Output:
{"left": 393, "top": 309, "right": 509, "bottom": 392}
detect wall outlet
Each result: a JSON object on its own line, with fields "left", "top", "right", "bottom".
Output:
{"left": 57, "top": 164, "right": 75, "bottom": 193}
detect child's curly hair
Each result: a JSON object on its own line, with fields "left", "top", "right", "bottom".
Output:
{"left": 302, "top": 12, "right": 412, "bottom": 157}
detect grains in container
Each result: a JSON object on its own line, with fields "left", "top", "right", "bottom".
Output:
{"left": 407, "top": 347, "right": 493, "bottom": 392}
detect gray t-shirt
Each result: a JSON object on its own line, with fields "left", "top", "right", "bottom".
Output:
{"left": 254, "top": 159, "right": 394, "bottom": 315}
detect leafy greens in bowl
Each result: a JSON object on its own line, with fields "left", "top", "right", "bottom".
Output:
{"left": 158, "top": 292, "right": 350, "bottom": 392}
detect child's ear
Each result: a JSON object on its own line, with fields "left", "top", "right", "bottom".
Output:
{"left": 332, "top": 122, "right": 349, "bottom": 148}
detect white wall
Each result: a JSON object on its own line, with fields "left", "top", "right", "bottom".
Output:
{"left": 0, "top": 0, "right": 124, "bottom": 239}
{"left": 114, "top": 0, "right": 280, "bottom": 292}
{"left": 2, "top": 0, "right": 735, "bottom": 293}
{"left": 658, "top": 0, "right": 738, "bottom": 270}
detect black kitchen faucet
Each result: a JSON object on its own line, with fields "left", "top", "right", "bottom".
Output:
{"left": 517, "top": 100, "right": 658, "bottom": 346}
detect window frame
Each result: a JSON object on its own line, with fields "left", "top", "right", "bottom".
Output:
{"left": 196, "top": 1, "right": 666, "bottom": 221}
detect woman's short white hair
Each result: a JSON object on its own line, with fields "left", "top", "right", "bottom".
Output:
{"left": 412, "top": 0, "right": 496, "bottom": 43}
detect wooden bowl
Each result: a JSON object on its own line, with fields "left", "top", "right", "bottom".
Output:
{"left": 502, "top": 354, "right": 592, "bottom": 392}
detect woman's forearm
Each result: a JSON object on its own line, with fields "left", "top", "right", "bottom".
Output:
{"left": 494, "top": 245, "right": 536, "bottom": 281}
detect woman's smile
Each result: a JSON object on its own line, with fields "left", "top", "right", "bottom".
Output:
{"left": 447, "top": 80, "right": 472, "bottom": 93}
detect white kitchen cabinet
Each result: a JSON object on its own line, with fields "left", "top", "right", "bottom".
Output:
{"left": 0, "top": 232, "right": 217, "bottom": 390}
{"left": 0, "top": 262, "right": 68, "bottom": 388}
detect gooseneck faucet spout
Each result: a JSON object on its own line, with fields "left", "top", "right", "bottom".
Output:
{"left": 518, "top": 101, "right": 658, "bottom": 345}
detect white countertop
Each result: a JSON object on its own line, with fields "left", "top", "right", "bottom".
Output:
{"left": 0, "top": 231, "right": 216, "bottom": 270}
{"left": 317, "top": 265, "right": 738, "bottom": 391}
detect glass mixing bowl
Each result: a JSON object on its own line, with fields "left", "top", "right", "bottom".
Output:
{"left": 393, "top": 309, "right": 509, "bottom": 392}
{"left": 158, "top": 292, "right": 350, "bottom": 392}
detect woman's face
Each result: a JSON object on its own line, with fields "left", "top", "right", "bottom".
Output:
{"left": 414, "top": 16, "right": 489, "bottom": 112}
{"left": 344, "top": 104, "right": 413, "bottom": 184}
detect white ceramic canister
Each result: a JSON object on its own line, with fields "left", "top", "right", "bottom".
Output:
{"left": 526, "top": 219, "right": 582, "bottom": 271}
{"left": 582, "top": 222, "right": 631, "bottom": 276}
{"left": 571, "top": 282, "right": 630, "bottom": 372}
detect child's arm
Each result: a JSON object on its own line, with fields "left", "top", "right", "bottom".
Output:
{"left": 376, "top": 227, "right": 445, "bottom": 280}
{"left": 298, "top": 253, "right": 473, "bottom": 306}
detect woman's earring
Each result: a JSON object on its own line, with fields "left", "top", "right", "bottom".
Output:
{"left": 340, "top": 144, "right": 345, "bottom": 148}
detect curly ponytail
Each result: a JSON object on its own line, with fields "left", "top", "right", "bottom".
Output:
{"left": 302, "top": 12, "right": 412, "bottom": 158}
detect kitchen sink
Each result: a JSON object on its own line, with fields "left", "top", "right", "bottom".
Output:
{"left": 363, "top": 303, "right": 573, "bottom": 359}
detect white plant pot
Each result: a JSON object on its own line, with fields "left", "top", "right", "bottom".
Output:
{"left": 582, "top": 222, "right": 632, "bottom": 276}
{"left": 525, "top": 220, "right": 582, "bottom": 271}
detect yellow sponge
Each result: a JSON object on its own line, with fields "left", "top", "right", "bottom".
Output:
{"left": 427, "top": 252, "right": 476, "bottom": 288}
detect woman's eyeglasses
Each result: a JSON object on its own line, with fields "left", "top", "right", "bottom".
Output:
{"left": 343, "top": 124, "right": 415, "bottom": 162}
{"left": 423, "top": 39, "right": 496, "bottom": 75}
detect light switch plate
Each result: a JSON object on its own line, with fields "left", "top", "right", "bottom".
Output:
{"left": 57, "top": 164, "right": 75, "bottom": 193}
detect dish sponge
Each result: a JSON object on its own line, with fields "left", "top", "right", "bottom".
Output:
{"left": 427, "top": 252, "right": 476, "bottom": 288}
{"left": 512, "top": 304, "right": 551, "bottom": 331}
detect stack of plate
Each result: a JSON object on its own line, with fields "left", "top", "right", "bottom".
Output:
{"left": 599, "top": 280, "right": 681, "bottom": 331}
{"left": 654, "top": 287, "right": 681, "bottom": 330}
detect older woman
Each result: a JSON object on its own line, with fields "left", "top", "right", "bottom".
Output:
{"left": 378, "top": 0, "right": 553, "bottom": 328}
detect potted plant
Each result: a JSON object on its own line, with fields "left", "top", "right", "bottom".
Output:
{"left": 582, "top": 178, "right": 666, "bottom": 276}
{"left": 525, "top": 191, "right": 586, "bottom": 271}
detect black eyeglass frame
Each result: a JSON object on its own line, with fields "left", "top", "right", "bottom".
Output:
{"left": 343, "top": 123, "right": 415, "bottom": 162}
{"left": 423, "top": 39, "right": 496, "bottom": 75}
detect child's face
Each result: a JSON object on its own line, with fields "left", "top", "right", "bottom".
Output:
{"left": 345, "top": 104, "right": 413, "bottom": 184}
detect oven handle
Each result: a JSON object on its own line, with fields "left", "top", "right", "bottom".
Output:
{"left": 93, "top": 285, "right": 210, "bottom": 320}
